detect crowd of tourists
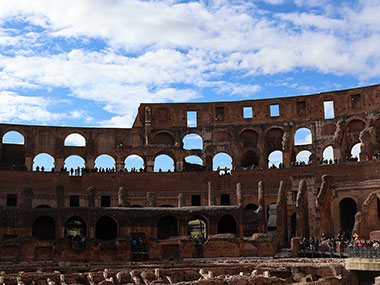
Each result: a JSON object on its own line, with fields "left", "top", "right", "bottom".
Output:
{"left": 299, "top": 231, "right": 380, "bottom": 258}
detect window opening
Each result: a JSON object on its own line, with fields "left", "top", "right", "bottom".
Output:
{"left": 70, "top": 195, "right": 80, "bottom": 207}
{"left": 324, "top": 101, "right": 334, "bottom": 119}
{"left": 270, "top": 104, "right": 280, "bottom": 117}
{"left": 101, "top": 195, "right": 111, "bottom": 207}
{"left": 192, "top": 195, "right": 201, "bottom": 206}
{"left": 243, "top": 106, "right": 253, "bottom": 119}
{"left": 220, "top": 194, "right": 230, "bottom": 205}
{"left": 187, "top": 111, "right": 197, "bottom": 128}
{"left": 7, "top": 194, "right": 17, "bottom": 206}
{"left": 215, "top": 107, "right": 225, "bottom": 121}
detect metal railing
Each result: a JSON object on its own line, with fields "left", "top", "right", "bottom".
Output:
{"left": 348, "top": 246, "right": 380, "bottom": 258}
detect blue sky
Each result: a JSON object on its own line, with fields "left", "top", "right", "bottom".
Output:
{"left": 0, "top": 0, "right": 379, "bottom": 129}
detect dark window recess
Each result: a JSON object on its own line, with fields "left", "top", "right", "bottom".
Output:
{"left": 6, "top": 194, "right": 17, "bottom": 207}
{"left": 101, "top": 195, "right": 111, "bottom": 207}
{"left": 158, "top": 108, "right": 168, "bottom": 121}
{"left": 215, "top": 107, "right": 225, "bottom": 121}
{"left": 351, "top": 94, "right": 361, "bottom": 109}
{"left": 296, "top": 101, "right": 306, "bottom": 115}
{"left": 220, "top": 194, "right": 230, "bottom": 205}
{"left": 191, "top": 195, "right": 201, "bottom": 206}
{"left": 70, "top": 195, "right": 80, "bottom": 207}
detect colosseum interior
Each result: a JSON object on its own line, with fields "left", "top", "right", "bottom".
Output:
{"left": 1, "top": 84, "right": 380, "bottom": 284}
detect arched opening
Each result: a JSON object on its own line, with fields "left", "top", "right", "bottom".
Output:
{"left": 184, "top": 155, "right": 204, "bottom": 172}
{"left": 2, "top": 131, "right": 24, "bottom": 144}
{"left": 296, "top": 150, "right": 312, "bottom": 165}
{"left": 35, "top": 204, "right": 51, "bottom": 208}
{"left": 96, "top": 216, "right": 118, "bottom": 240}
{"left": 1, "top": 131, "right": 26, "bottom": 171}
{"left": 64, "top": 133, "right": 86, "bottom": 147}
{"left": 351, "top": 143, "right": 361, "bottom": 161}
{"left": 267, "top": 203, "right": 277, "bottom": 233}
{"left": 213, "top": 152, "right": 232, "bottom": 171}
{"left": 217, "top": 215, "right": 237, "bottom": 234}
{"left": 188, "top": 216, "right": 207, "bottom": 240}
{"left": 154, "top": 154, "right": 175, "bottom": 172}
{"left": 239, "top": 130, "right": 259, "bottom": 148}
{"left": 268, "top": 150, "right": 283, "bottom": 168}
{"left": 291, "top": 213, "right": 296, "bottom": 237}
{"left": 183, "top": 133, "right": 203, "bottom": 150}
{"left": 265, "top": 128, "right": 283, "bottom": 153}
{"left": 157, "top": 216, "right": 178, "bottom": 239}
{"left": 124, "top": 155, "right": 145, "bottom": 172}
{"left": 294, "top": 128, "right": 312, "bottom": 145}
{"left": 64, "top": 155, "right": 85, "bottom": 175}
{"left": 65, "top": 216, "right": 87, "bottom": 238}
{"left": 339, "top": 198, "right": 357, "bottom": 232}
{"left": 32, "top": 216, "right": 56, "bottom": 240}
{"left": 322, "top": 146, "right": 334, "bottom": 163}
{"left": 151, "top": 132, "right": 175, "bottom": 145}
{"left": 94, "top": 154, "right": 115, "bottom": 171}
{"left": 33, "top": 153, "right": 55, "bottom": 171}
{"left": 244, "top": 204, "right": 259, "bottom": 210}
{"left": 240, "top": 150, "right": 259, "bottom": 168}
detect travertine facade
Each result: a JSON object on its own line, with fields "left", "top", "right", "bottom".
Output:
{"left": 1, "top": 84, "right": 380, "bottom": 262}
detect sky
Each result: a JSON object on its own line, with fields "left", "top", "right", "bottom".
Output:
{"left": 0, "top": 0, "right": 373, "bottom": 170}
{"left": 0, "top": 0, "right": 380, "bottom": 129}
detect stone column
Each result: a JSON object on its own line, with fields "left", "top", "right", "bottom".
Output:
{"left": 55, "top": 157, "right": 64, "bottom": 171}
{"left": 25, "top": 156, "right": 33, "bottom": 171}
{"left": 257, "top": 181, "right": 266, "bottom": 232}
{"left": 116, "top": 160, "right": 125, "bottom": 172}
{"left": 56, "top": 185, "right": 65, "bottom": 208}
{"left": 296, "top": 179, "right": 309, "bottom": 238}
{"left": 208, "top": 181, "right": 216, "bottom": 206}
{"left": 178, "top": 193, "right": 186, "bottom": 207}
{"left": 236, "top": 183, "right": 243, "bottom": 207}
{"left": 118, "top": 186, "right": 130, "bottom": 207}
{"left": 146, "top": 156, "right": 155, "bottom": 172}
{"left": 146, "top": 192, "right": 156, "bottom": 207}
{"left": 20, "top": 187, "right": 33, "bottom": 208}
{"left": 87, "top": 186, "right": 96, "bottom": 207}
{"left": 86, "top": 157, "right": 95, "bottom": 170}
{"left": 276, "top": 180, "right": 287, "bottom": 247}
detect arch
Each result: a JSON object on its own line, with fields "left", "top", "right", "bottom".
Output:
{"left": 296, "top": 150, "right": 312, "bottom": 164}
{"left": 154, "top": 154, "right": 175, "bottom": 172}
{"left": 213, "top": 152, "right": 232, "bottom": 171}
{"left": 2, "top": 131, "right": 24, "bottom": 144}
{"left": 351, "top": 143, "right": 361, "bottom": 161}
{"left": 33, "top": 153, "right": 55, "bottom": 171}
{"left": 323, "top": 145, "right": 334, "bottom": 161}
{"left": 347, "top": 119, "right": 365, "bottom": 133}
{"left": 151, "top": 132, "right": 175, "bottom": 145}
{"left": 294, "top": 127, "right": 312, "bottom": 145}
{"left": 185, "top": 155, "right": 203, "bottom": 165}
{"left": 65, "top": 216, "right": 87, "bottom": 238}
{"left": 267, "top": 203, "right": 277, "bottom": 233}
{"left": 94, "top": 154, "right": 115, "bottom": 170}
{"left": 339, "top": 198, "right": 357, "bottom": 232}
{"left": 182, "top": 133, "right": 203, "bottom": 150}
{"left": 244, "top": 203, "right": 258, "bottom": 210}
{"left": 265, "top": 127, "right": 284, "bottom": 153}
{"left": 239, "top": 129, "right": 259, "bottom": 148}
{"left": 64, "top": 155, "right": 85, "bottom": 175}
{"left": 64, "top": 133, "right": 86, "bottom": 147}
{"left": 35, "top": 204, "right": 51, "bottom": 208}
{"left": 240, "top": 149, "right": 259, "bottom": 168}
{"left": 217, "top": 215, "right": 237, "bottom": 234}
{"left": 157, "top": 216, "right": 178, "bottom": 239}
{"left": 268, "top": 150, "right": 283, "bottom": 168}
{"left": 188, "top": 216, "right": 207, "bottom": 240}
{"left": 291, "top": 213, "right": 296, "bottom": 238}
{"left": 32, "top": 216, "right": 56, "bottom": 240}
{"left": 124, "top": 154, "right": 145, "bottom": 172}
{"left": 96, "top": 216, "right": 118, "bottom": 240}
